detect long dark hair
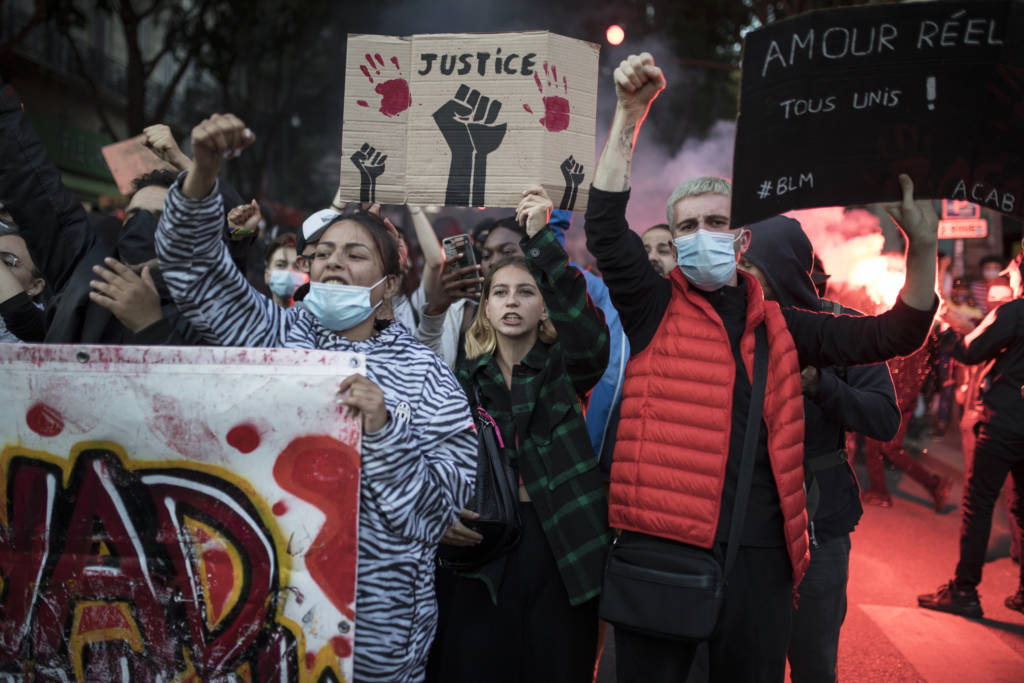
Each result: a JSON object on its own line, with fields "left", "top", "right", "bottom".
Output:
{"left": 323, "top": 207, "right": 401, "bottom": 276}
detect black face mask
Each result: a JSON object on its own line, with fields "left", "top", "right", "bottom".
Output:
{"left": 117, "top": 210, "right": 158, "bottom": 265}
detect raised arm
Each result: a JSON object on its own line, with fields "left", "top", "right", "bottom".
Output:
{"left": 155, "top": 114, "right": 291, "bottom": 347}
{"left": 787, "top": 175, "right": 939, "bottom": 368}
{"left": 408, "top": 204, "right": 446, "bottom": 327}
{"left": 142, "top": 123, "right": 193, "bottom": 172}
{"left": 585, "top": 54, "right": 670, "bottom": 353}
{"left": 786, "top": 296, "right": 937, "bottom": 370}
{"left": 592, "top": 53, "right": 665, "bottom": 193}
{"left": 519, "top": 186, "right": 609, "bottom": 396}
{"left": 410, "top": 206, "right": 442, "bottom": 268}
{"left": 885, "top": 174, "right": 939, "bottom": 312}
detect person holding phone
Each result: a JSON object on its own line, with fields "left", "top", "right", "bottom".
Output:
{"left": 418, "top": 215, "right": 529, "bottom": 368}
{"left": 433, "top": 185, "right": 612, "bottom": 683}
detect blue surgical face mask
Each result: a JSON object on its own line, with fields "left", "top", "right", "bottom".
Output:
{"left": 303, "top": 277, "right": 386, "bottom": 331}
{"left": 673, "top": 229, "right": 741, "bottom": 291}
{"left": 268, "top": 269, "right": 309, "bottom": 298}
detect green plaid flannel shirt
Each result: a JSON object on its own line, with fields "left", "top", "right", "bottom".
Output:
{"left": 458, "top": 227, "right": 612, "bottom": 605}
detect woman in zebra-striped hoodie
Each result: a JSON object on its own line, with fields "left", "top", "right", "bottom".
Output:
{"left": 154, "top": 113, "right": 477, "bottom": 682}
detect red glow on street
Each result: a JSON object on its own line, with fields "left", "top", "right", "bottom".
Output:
{"left": 606, "top": 25, "right": 625, "bottom": 46}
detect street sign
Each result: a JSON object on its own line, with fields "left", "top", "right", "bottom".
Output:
{"left": 942, "top": 200, "right": 981, "bottom": 220}
{"left": 938, "top": 219, "right": 988, "bottom": 239}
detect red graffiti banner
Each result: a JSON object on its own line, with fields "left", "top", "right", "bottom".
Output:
{"left": 0, "top": 344, "right": 362, "bottom": 681}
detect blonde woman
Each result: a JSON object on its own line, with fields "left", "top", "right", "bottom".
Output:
{"left": 435, "top": 186, "right": 612, "bottom": 682}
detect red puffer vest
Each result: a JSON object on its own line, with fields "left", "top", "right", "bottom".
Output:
{"left": 610, "top": 269, "right": 810, "bottom": 583}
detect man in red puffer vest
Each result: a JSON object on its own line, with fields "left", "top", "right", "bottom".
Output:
{"left": 584, "top": 53, "right": 940, "bottom": 683}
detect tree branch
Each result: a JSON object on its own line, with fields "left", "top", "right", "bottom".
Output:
{"left": 63, "top": 30, "right": 121, "bottom": 139}
{"left": 151, "top": 42, "right": 198, "bottom": 122}
{"left": 142, "top": 42, "right": 174, "bottom": 79}
{"left": 136, "top": 0, "right": 166, "bottom": 20}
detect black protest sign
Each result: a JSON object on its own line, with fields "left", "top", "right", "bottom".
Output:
{"left": 732, "top": 0, "right": 1024, "bottom": 227}
{"left": 339, "top": 32, "right": 599, "bottom": 210}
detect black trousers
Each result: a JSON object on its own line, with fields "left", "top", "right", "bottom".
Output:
{"left": 955, "top": 423, "right": 1024, "bottom": 588}
{"left": 435, "top": 503, "right": 599, "bottom": 683}
{"left": 615, "top": 545, "right": 794, "bottom": 683}
{"left": 787, "top": 534, "right": 851, "bottom": 683}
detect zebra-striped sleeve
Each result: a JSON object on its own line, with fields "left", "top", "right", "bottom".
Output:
{"left": 155, "top": 178, "right": 289, "bottom": 347}
{"left": 361, "top": 352, "right": 476, "bottom": 544}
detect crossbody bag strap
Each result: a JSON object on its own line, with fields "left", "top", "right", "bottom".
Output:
{"left": 724, "top": 323, "right": 769, "bottom": 579}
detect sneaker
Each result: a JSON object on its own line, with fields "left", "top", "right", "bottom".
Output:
{"left": 862, "top": 489, "right": 893, "bottom": 507}
{"left": 918, "top": 581, "right": 983, "bottom": 618}
{"left": 929, "top": 476, "right": 952, "bottom": 513}
{"left": 1006, "top": 588, "right": 1024, "bottom": 614}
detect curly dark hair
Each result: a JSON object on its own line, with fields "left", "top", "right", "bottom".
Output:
{"left": 130, "top": 169, "right": 180, "bottom": 195}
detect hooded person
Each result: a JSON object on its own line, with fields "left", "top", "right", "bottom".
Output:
{"left": 0, "top": 85, "right": 241, "bottom": 345}
{"left": 0, "top": 217, "right": 47, "bottom": 341}
{"left": 51, "top": 200, "right": 203, "bottom": 345}
{"left": 740, "top": 215, "right": 900, "bottom": 683}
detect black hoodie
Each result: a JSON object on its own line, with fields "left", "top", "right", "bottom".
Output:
{"left": 745, "top": 216, "right": 900, "bottom": 543}
{"left": 0, "top": 86, "right": 248, "bottom": 345}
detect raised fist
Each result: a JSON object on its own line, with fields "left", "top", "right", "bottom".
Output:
{"left": 226, "top": 199, "right": 263, "bottom": 240}
{"left": 350, "top": 143, "right": 387, "bottom": 203}
{"left": 613, "top": 53, "right": 666, "bottom": 122}
{"left": 559, "top": 155, "right": 585, "bottom": 211}
{"left": 189, "top": 113, "right": 254, "bottom": 176}
{"left": 433, "top": 85, "right": 507, "bottom": 206}
{"left": 142, "top": 123, "right": 192, "bottom": 171}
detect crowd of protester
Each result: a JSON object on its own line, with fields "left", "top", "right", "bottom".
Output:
{"left": 1, "top": 51, "right": 1022, "bottom": 683}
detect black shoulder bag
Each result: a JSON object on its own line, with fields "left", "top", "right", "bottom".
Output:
{"left": 438, "top": 384, "right": 522, "bottom": 570}
{"left": 599, "top": 324, "right": 769, "bottom": 641}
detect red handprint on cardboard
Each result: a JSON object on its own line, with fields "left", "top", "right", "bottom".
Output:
{"left": 355, "top": 53, "right": 412, "bottom": 118}
{"left": 523, "top": 62, "right": 571, "bottom": 132}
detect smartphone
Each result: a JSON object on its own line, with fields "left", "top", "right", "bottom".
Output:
{"left": 442, "top": 234, "right": 481, "bottom": 295}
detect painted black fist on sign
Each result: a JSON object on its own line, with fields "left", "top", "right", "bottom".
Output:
{"left": 559, "top": 155, "right": 584, "bottom": 211}
{"left": 433, "top": 84, "right": 507, "bottom": 206}
{"left": 351, "top": 143, "right": 387, "bottom": 203}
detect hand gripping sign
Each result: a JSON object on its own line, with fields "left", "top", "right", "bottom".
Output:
{"left": 0, "top": 344, "right": 362, "bottom": 682}
{"left": 732, "top": 0, "right": 1024, "bottom": 227}
{"left": 339, "top": 31, "right": 599, "bottom": 210}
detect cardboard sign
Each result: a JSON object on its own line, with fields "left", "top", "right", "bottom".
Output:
{"left": 938, "top": 218, "right": 989, "bottom": 238}
{"left": 339, "top": 31, "right": 599, "bottom": 210}
{"left": 101, "top": 136, "right": 177, "bottom": 195}
{"left": 732, "top": 0, "right": 1024, "bottom": 227}
{"left": 0, "top": 344, "right": 362, "bottom": 681}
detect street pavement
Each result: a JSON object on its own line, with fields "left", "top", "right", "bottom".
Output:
{"left": 838, "top": 428, "right": 1023, "bottom": 682}
{"left": 594, "top": 428, "right": 1024, "bottom": 682}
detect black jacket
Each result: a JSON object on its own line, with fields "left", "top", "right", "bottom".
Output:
{"left": 0, "top": 84, "right": 233, "bottom": 345}
{"left": 946, "top": 298, "right": 1024, "bottom": 437}
{"left": 744, "top": 216, "right": 900, "bottom": 542}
